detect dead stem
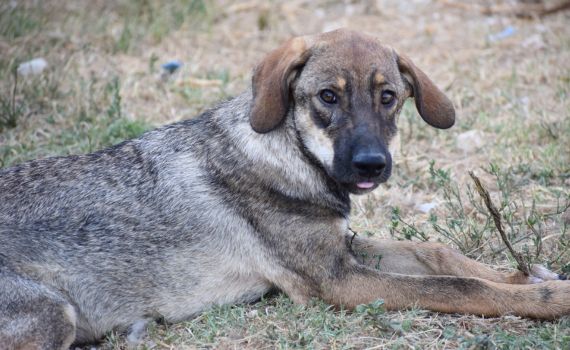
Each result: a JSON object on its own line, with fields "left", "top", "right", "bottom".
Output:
{"left": 468, "top": 171, "right": 531, "bottom": 276}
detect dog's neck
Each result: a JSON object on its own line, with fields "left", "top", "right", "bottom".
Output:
{"left": 205, "top": 91, "right": 351, "bottom": 217}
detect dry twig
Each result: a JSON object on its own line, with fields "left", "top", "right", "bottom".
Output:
{"left": 439, "top": 0, "right": 570, "bottom": 19}
{"left": 468, "top": 172, "right": 530, "bottom": 276}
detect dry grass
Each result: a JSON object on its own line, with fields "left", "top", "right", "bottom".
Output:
{"left": 1, "top": 0, "right": 569, "bottom": 349}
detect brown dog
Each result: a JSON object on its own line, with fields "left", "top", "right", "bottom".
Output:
{"left": 1, "top": 29, "right": 569, "bottom": 349}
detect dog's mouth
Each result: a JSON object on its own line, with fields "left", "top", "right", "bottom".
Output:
{"left": 343, "top": 178, "right": 385, "bottom": 194}
{"left": 356, "top": 181, "right": 375, "bottom": 189}
{"left": 329, "top": 151, "right": 393, "bottom": 195}
{"left": 350, "top": 182, "right": 379, "bottom": 194}
{"left": 341, "top": 169, "right": 392, "bottom": 194}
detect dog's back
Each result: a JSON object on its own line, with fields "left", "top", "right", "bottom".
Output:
{"left": 1, "top": 122, "right": 186, "bottom": 343}
{"left": 0, "top": 96, "right": 274, "bottom": 345}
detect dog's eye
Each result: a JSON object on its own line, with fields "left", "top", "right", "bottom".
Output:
{"left": 381, "top": 91, "right": 395, "bottom": 106}
{"left": 320, "top": 90, "right": 338, "bottom": 104}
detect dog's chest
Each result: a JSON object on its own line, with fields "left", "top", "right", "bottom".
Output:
{"left": 155, "top": 253, "right": 272, "bottom": 322}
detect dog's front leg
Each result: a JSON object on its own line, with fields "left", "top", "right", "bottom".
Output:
{"left": 263, "top": 222, "right": 568, "bottom": 319}
{"left": 349, "top": 235, "right": 564, "bottom": 284}
{"left": 318, "top": 264, "right": 570, "bottom": 319}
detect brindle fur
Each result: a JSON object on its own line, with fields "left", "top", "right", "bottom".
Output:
{"left": 1, "top": 29, "right": 569, "bottom": 349}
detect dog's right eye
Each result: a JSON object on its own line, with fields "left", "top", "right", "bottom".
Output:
{"left": 381, "top": 90, "right": 396, "bottom": 106}
{"left": 319, "top": 90, "right": 338, "bottom": 104}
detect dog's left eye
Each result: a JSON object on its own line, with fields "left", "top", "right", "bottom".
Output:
{"left": 381, "top": 91, "right": 396, "bottom": 106}
{"left": 320, "top": 90, "right": 338, "bottom": 104}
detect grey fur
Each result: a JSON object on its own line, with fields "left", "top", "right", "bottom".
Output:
{"left": 0, "top": 88, "right": 348, "bottom": 346}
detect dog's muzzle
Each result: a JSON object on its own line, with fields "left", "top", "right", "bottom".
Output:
{"left": 349, "top": 148, "right": 391, "bottom": 191}
{"left": 352, "top": 152, "right": 386, "bottom": 178}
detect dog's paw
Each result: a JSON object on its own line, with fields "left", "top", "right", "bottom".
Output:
{"left": 532, "top": 264, "right": 565, "bottom": 281}
{"left": 126, "top": 319, "right": 148, "bottom": 348}
{"left": 526, "top": 265, "right": 567, "bottom": 283}
{"left": 506, "top": 264, "right": 567, "bottom": 284}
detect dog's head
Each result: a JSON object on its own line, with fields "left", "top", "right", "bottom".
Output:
{"left": 250, "top": 29, "right": 455, "bottom": 194}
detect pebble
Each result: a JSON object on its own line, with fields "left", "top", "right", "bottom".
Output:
{"left": 17, "top": 58, "right": 48, "bottom": 76}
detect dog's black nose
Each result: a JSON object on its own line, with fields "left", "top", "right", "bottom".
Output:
{"left": 352, "top": 152, "right": 386, "bottom": 177}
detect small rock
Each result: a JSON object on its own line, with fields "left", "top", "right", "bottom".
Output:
{"left": 563, "top": 208, "right": 570, "bottom": 226}
{"left": 416, "top": 202, "right": 438, "bottom": 213}
{"left": 161, "top": 60, "right": 182, "bottom": 75}
{"left": 246, "top": 310, "right": 258, "bottom": 318}
{"left": 456, "top": 130, "right": 485, "bottom": 153}
{"left": 488, "top": 26, "right": 516, "bottom": 42}
{"left": 17, "top": 58, "right": 48, "bottom": 76}
{"left": 521, "top": 34, "right": 546, "bottom": 50}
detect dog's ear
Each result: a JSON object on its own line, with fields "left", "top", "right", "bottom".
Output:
{"left": 250, "top": 37, "right": 311, "bottom": 133}
{"left": 397, "top": 54, "right": 455, "bottom": 129}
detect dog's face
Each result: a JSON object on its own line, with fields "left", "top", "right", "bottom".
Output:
{"left": 290, "top": 37, "right": 406, "bottom": 194}
{"left": 250, "top": 29, "right": 455, "bottom": 194}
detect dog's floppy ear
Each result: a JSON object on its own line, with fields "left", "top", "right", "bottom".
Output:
{"left": 250, "top": 37, "right": 311, "bottom": 133}
{"left": 397, "top": 54, "right": 455, "bottom": 129}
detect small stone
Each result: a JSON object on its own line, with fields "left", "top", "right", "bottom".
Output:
{"left": 17, "top": 58, "right": 48, "bottom": 76}
{"left": 161, "top": 60, "right": 182, "bottom": 75}
{"left": 563, "top": 207, "right": 570, "bottom": 225}
{"left": 246, "top": 310, "right": 258, "bottom": 318}
{"left": 416, "top": 202, "right": 438, "bottom": 213}
{"left": 488, "top": 26, "right": 516, "bottom": 42}
{"left": 456, "top": 130, "right": 485, "bottom": 153}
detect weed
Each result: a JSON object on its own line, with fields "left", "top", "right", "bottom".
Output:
{"left": 109, "top": 0, "right": 211, "bottom": 54}
{"left": 427, "top": 161, "right": 493, "bottom": 255}
{"left": 390, "top": 160, "right": 570, "bottom": 271}
{"left": 206, "top": 68, "right": 230, "bottom": 86}
{"left": 106, "top": 77, "right": 123, "bottom": 120}
{"left": 115, "top": 21, "right": 133, "bottom": 54}
{"left": 0, "top": 73, "right": 150, "bottom": 167}
{"left": 148, "top": 53, "right": 159, "bottom": 73}
{"left": 390, "top": 207, "right": 430, "bottom": 241}
{"left": 257, "top": 10, "right": 270, "bottom": 31}
{"left": 0, "top": 3, "right": 42, "bottom": 40}
{"left": 0, "top": 70, "right": 25, "bottom": 132}
{"left": 354, "top": 299, "right": 385, "bottom": 317}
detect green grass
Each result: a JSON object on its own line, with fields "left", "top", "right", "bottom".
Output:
{"left": 101, "top": 295, "right": 570, "bottom": 349}
{"left": 0, "top": 70, "right": 25, "bottom": 133}
{"left": 0, "top": 3, "right": 43, "bottom": 40}
{"left": 107, "top": 0, "right": 212, "bottom": 54}
{"left": 0, "top": 73, "right": 151, "bottom": 168}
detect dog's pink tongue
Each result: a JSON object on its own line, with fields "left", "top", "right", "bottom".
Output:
{"left": 356, "top": 182, "right": 375, "bottom": 189}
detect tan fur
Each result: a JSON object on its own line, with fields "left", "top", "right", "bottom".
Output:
{"left": 337, "top": 77, "right": 347, "bottom": 89}
{"left": 250, "top": 37, "right": 309, "bottom": 133}
{"left": 397, "top": 53, "right": 455, "bottom": 129}
{"left": 374, "top": 72, "right": 386, "bottom": 84}
{"left": 298, "top": 233, "right": 568, "bottom": 319}
{"left": 247, "top": 29, "right": 569, "bottom": 319}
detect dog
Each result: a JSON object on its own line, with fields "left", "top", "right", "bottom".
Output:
{"left": 1, "top": 29, "right": 569, "bottom": 349}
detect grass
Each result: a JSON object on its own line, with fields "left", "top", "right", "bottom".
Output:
{"left": 103, "top": 295, "right": 570, "bottom": 349}
{"left": 108, "top": 0, "right": 211, "bottom": 54}
{"left": 0, "top": 71, "right": 151, "bottom": 167}
{"left": 0, "top": 3, "right": 43, "bottom": 41}
{"left": 0, "top": 70, "right": 24, "bottom": 132}
{"left": 1, "top": 0, "right": 569, "bottom": 349}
